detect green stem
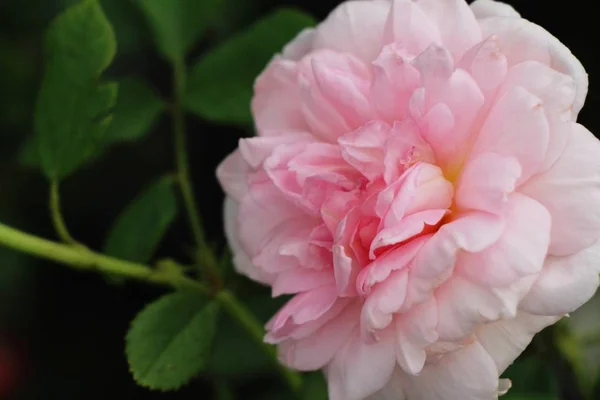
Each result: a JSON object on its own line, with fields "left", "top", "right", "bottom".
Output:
{"left": 171, "top": 59, "right": 222, "bottom": 288}
{"left": 0, "top": 221, "right": 206, "bottom": 291}
{"left": 216, "top": 290, "right": 303, "bottom": 395}
{"left": 49, "top": 180, "right": 78, "bottom": 246}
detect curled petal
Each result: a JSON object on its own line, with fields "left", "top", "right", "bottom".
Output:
{"left": 521, "top": 123, "right": 600, "bottom": 256}
{"left": 476, "top": 312, "right": 559, "bottom": 374}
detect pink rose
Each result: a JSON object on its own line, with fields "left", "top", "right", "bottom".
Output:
{"left": 217, "top": 0, "right": 600, "bottom": 398}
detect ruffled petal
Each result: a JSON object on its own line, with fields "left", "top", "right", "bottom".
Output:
{"left": 402, "top": 341, "right": 499, "bottom": 400}
{"left": 476, "top": 312, "right": 559, "bottom": 374}
{"left": 224, "top": 198, "right": 273, "bottom": 284}
{"left": 521, "top": 241, "right": 600, "bottom": 316}
{"left": 457, "top": 193, "right": 551, "bottom": 287}
{"left": 327, "top": 327, "right": 397, "bottom": 400}
{"left": 473, "top": 86, "right": 549, "bottom": 182}
{"left": 455, "top": 152, "right": 521, "bottom": 214}
{"left": 313, "top": 0, "right": 391, "bottom": 62}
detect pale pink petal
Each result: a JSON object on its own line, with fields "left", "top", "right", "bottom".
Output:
{"left": 405, "top": 212, "right": 505, "bottom": 309}
{"left": 267, "top": 285, "right": 338, "bottom": 337}
{"left": 476, "top": 312, "right": 559, "bottom": 374}
{"left": 521, "top": 241, "right": 600, "bottom": 316}
{"left": 396, "top": 298, "right": 439, "bottom": 375}
{"left": 413, "top": 0, "right": 482, "bottom": 59}
{"left": 327, "top": 327, "right": 397, "bottom": 400}
{"left": 238, "top": 180, "right": 306, "bottom": 257}
{"left": 238, "top": 133, "right": 314, "bottom": 169}
{"left": 501, "top": 61, "right": 576, "bottom": 172}
{"left": 338, "top": 121, "right": 389, "bottom": 181}
{"left": 383, "top": 120, "right": 435, "bottom": 185}
{"left": 457, "top": 35, "right": 508, "bottom": 97}
{"left": 383, "top": 0, "right": 442, "bottom": 55}
{"left": 474, "top": 86, "right": 549, "bottom": 182}
{"left": 361, "top": 270, "right": 408, "bottom": 338}
{"left": 272, "top": 269, "right": 336, "bottom": 296}
{"left": 357, "top": 235, "right": 430, "bottom": 295}
{"left": 370, "top": 209, "right": 447, "bottom": 258}
{"left": 435, "top": 275, "right": 524, "bottom": 341}
{"left": 456, "top": 152, "right": 521, "bottom": 214}
{"left": 413, "top": 47, "right": 485, "bottom": 167}
{"left": 458, "top": 194, "right": 551, "bottom": 287}
{"left": 470, "top": 0, "right": 520, "bottom": 19}
{"left": 224, "top": 197, "right": 273, "bottom": 284}
{"left": 313, "top": 0, "right": 391, "bottom": 62}
{"left": 278, "top": 301, "right": 360, "bottom": 370}
{"left": 521, "top": 123, "right": 600, "bottom": 256}
{"left": 480, "top": 16, "right": 588, "bottom": 117}
{"left": 402, "top": 342, "right": 499, "bottom": 400}
{"left": 216, "top": 150, "right": 249, "bottom": 202}
{"left": 367, "top": 369, "right": 407, "bottom": 400}
{"left": 370, "top": 43, "right": 422, "bottom": 122}
{"left": 299, "top": 51, "right": 372, "bottom": 141}
{"left": 252, "top": 59, "right": 307, "bottom": 134}
{"left": 282, "top": 28, "right": 316, "bottom": 61}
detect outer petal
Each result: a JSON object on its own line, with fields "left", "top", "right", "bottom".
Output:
{"left": 282, "top": 28, "right": 316, "bottom": 61}
{"left": 367, "top": 369, "right": 407, "bottom": 400}
{"left": 470, "top": 0, "right": 520, "bottom": 19}
{"left": 476, "top": 312, "right": 559, "bottom": 374}
{"left": 383, "top": 0, "right": 442, "bottom": 55}
{"left": 327, "top": 328, "right": 397, "bottom": 400}
{"left": 278, "top": 301, "right": 360, "bottom": 370}
{"left": 480, "top": 16, "right": 588, "bottom": 117}
{"left": 413, "top": 0, "right": 482, "bottom": 59}
{"left": 217, "top": 150, "right": 249, "bottom": 201}
{"left": 313, "top": 0, "right": 391, "bottom": 62}
{"left": 395, "top": 298, "right": 439, "bottom": 375}
{"left": 520, "top": 241, "right": 600, "bottom": 316}
{"left": 402, "top": 341, "right": 499, "bottom": 400}
{"left": 473, "top": 86, "right": 549, "bottom": 183}
{"left": 361, "top": 270, "right": 408, "bottom": 338}
{"left": 521, "top": 123, "right": 600, "bottom": 256}
{"left": 252, "top": 59, "right": 307, "bottom": 134}
{"left": 224, "top": 197, "right": 273, "bottom": 284}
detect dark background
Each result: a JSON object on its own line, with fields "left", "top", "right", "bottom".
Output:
{"left": 0, "top": 0, "right": 598, "bottom": 399}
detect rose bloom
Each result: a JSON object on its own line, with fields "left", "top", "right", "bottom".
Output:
{"left": 217, "top": 0, "right": 600, "bottom": 399}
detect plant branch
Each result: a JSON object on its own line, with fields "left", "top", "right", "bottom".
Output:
{"left": 0, "top": 221, "right": 206, "bottom": 291}
{"left": 0, "top": 220, "right": 302, "bottom": 394}
{"left": 49, "top": 180, "right": 79, "bottom": 246}
{"left": 171, "top": 59, "right": 221, "bottom": 288}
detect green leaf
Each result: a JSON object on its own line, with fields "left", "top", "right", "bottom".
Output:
{"left": 136, "top": 0, "right": 222, "bottom": 62}
{"left": 34, "top": 0, "right": 118, "bottom": 180}
{"left": 104, "top": 176, "right": 177, "bottom": 263}
{"left": 185, "top": 8, "right": 316, "bottom": 125}
{"left": 104, "top": 78, "right": 164, "bottom": 142}
{"left": 302, "top": 372, "right": 328, "bottom": 400}
{"left": 126, "top": 291, "right": 219, "bottom": 391}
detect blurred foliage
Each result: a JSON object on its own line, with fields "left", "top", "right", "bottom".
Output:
{"left": 0, "top": 0, "right": 598, "bottom": 399}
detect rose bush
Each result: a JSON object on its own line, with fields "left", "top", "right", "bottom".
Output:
{"left": 217, "top": 0, "right": 600, "bottom": 398}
